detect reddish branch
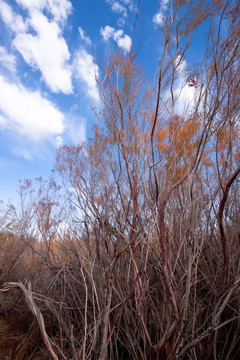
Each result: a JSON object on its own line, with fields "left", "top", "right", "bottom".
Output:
{"left": 218, "top": 165, "right": 240, "bottom": 285}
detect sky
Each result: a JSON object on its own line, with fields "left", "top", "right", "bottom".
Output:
{"left": 0, "top": 0, "right": 203, "bottom": 204}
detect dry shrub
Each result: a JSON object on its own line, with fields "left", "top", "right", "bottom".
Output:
{"left": 1, "top": 1, "right": 240, "bottom": 359}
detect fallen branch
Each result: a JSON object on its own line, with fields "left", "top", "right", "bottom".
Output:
{"left": 0, "top": 281, "right": 59, "bottom": 360}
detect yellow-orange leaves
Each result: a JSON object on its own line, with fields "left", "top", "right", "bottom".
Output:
{"left": 156, "top": 128, "right": 168, "bottom": 152}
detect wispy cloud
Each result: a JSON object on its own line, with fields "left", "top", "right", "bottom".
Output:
{"left": 117, "top": 18, "right": 125, "bottom": 27}
{"left": 55, "top": 135, "right": 64, "bottom": 148}
{"left": 153, "top": 0, "right": 169, "bottom": 27}
{"left": 73, "top": 49, "right": 100, "bottom": 102}
{"left": 153, "top": 12, "right": 164, "bottom": 26}
{"left": 105, "top": 0, "right": 137, "bottom": 25}
{"left": 0, "top": 0, "right": 28, "bottom": 32}
{"left": 111, "top": 2, "right": 127, "bottom": 17}
{"left": 66, "top": 115, "right": 86, "bottom": 145}
{"left": 106, "top": 0, "right": 136, "bottom": 13}
{"left": 15, "top": 0, "right": 72, "bottom": 23}
{"left": 0, "top": 75, "right": 64, "bottom": 140}
{"left": 100, "top": 25, "right": 132, "bottom": 52}
{"left": 78, "top": 27, "right": 92, "bottom": 45}
{"left": 0, "top": 46, "right": 17, "bottom": 73}
{"left": 120, "top": 0, "right": 137, "bottom": 11}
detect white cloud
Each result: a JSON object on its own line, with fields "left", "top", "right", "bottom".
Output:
{"left": 111, "top": 2, "right": 127, "bottom": 17}
{"left": 128, "top": 1, "right": 137, "bottom": 12}
{"left": 0, "top": 1, "right": 72, "bottom": 94}
{"left": 153, "top": 0, "right": 169, "bottom": 26}
{"left": 0, "top": 46, "right": 17, "bottom": 73}
{"left": 15, "top": 0, "right": 72, "bottom": 23}
{"left": 174, "top": 84, "right": 197, "bottom": 114}
{"left": 0, "top": 0, "right": 28, "bottom": 32}
{"left": 114, "top": 31, "right": 132, "bottom": 51}
{"left": 46, "top": 0, "right": 72, "bottom": 23}
{"left": 100, "top": 25, "right": 132, "bottom": 52}
{"left": 117, "top": 17, "right": 125, "bottom": 27}
{"left": 73, "top": 49, "right": 100, "bottom": 102}
{"left": 0, "top": 75, "right": 64, "bottom": 140}
{"left": 105, "top": 0, "right": 137, "bottom": 15}
{"left": 174, "top": 55, "right": 187, "bottom": 74}
{"left": 15, "top": 0, "right": 45, "bottom": 11}
{"left": 78, "top": 27, "right": 92, "bottom": 45}
{"left": 172, "top": 58, "right": 197, "bottom": 115}
{"left": 13, "top": 10, "right": 72, "bottom": 94}
{"left": 161, "top": 0, "right": 169, "bottom": 8}
{"left": 101, "top": 25, "right": 115, "bottom": 40}
{"left": 153, "top": 12, "right": 164, "bottom": 26}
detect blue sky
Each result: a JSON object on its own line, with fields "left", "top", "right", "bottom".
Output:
{"left": 0, "top": 0, "right": 201, "bottom": 204}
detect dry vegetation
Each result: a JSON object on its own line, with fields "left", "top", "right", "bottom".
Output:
{"left": 0, "top": 0, "right": 240, "bottom": 359}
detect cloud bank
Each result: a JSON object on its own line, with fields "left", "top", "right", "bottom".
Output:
{"left": 0, "top": 0, "right": 102, "bottom": 152}
{"left": 0, "top": 0, "right": 73, "bottom": 94}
